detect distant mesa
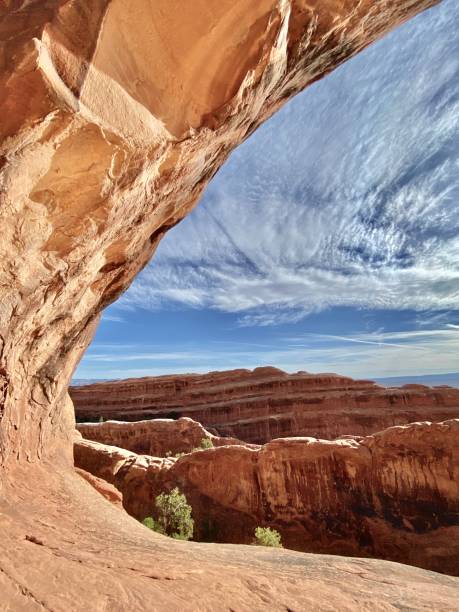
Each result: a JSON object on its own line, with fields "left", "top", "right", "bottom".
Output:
{"left": 375, "top": 372, "right": 459, "bottom": 388}
{"left": 74, "top": 367, "right": 459, "bottom": 576}
{"left": 71, "top": 367, "right": 459, "bottom": 444}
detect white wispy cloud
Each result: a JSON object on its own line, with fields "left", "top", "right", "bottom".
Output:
{"left": 415, "top": 311, "right": 456, "bottom": 327}
{"left": 78, "top": 325, "right": 459, "bottom": 380}
{"left": 101, "top": 314, "right": 125, "bottom": 323}
{"left": 116, "top": 0, "right": 459, "bottom": 327}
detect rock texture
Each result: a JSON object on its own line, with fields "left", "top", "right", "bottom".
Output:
{"left": 3, "top": 468, "right": 459, "bottom": 611}
{"left": 75, "top": 419, "right": 459, "bottom": 577}
{"left": 1, "top": 1, "right": 455, "bottom": 609}
{"left": 72, "top": 367, "right": 459, "bottom": 443}
{"left": 75, "top": 466, "right": 124, "bottom": 508}
{"left": 78, "top": 416, "right": 257, "bottom": 456}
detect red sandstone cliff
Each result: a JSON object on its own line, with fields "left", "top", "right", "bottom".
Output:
{"left": 74, "top": 418, "right": 459, "bottom": 576}
{"left": 1, "top": 1, "right": 455, "bottom": 609}
{"left": 72, "top": 367, "right": 459, "bottom": 443}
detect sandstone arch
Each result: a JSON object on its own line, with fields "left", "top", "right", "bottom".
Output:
{"left": 2, "top": 1, "right": 457, "bottom": 609}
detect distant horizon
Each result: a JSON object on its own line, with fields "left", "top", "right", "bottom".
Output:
{"left": 72, "top": 369, "right": 459, "bottom": 389}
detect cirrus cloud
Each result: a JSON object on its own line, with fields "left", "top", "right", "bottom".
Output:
{"left": 119, "top": 0, "right": 459, "bottom": 327}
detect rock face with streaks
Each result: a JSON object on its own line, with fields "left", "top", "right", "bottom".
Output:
{"left": 71, "top": 368, "right": 459, "bottom": 443}
{"left": 1, "top": 1, "right": 456, "bottom": 609}
{"left": 75, "top": 419, "right": 459, "bottom": 576}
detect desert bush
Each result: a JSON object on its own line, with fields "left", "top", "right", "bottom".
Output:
{"left": 142, "top": 516, "right": 165, "bottom": 534}
{"left": 254, "top": 526, "right": 283, "bottom": 548}
{"left": 199, "top": 437, "right": 213, "bottom": 449}
{"left": 142, "top": 488, "right": 194, "bottom": 541}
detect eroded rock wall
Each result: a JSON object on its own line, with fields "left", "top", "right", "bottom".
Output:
{"left": 77, "top": 417, "right": 257, "bottom": 456}
{"left": 75, "top": 419, "right": 459, "bottom": 576}
{"left": 72, "top": 368, "right": 459, "bottom": 443}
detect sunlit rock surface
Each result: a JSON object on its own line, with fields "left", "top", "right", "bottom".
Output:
{"left": 72, "top": 368, "right": 459, "bottom": 442}
{"left": 75, "top": 466, "right": 124, "bottom": 508}
{"left": 1, "top": 1, "right": 456, "bottom": 609}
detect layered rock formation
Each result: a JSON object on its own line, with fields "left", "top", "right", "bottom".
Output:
{"left": 1, "top": 1, "right": 456, "bottom": 609}
{"left": 72, "top": 367, "right": 459, "bottom": 443}
{"left": 75, "top": 419, "right": 459, "bottom": 576}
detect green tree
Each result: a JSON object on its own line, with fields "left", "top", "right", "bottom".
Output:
{"left": 254, "top": 527, "right": 283, "bottom": 548}
{"left": 143, "top": 488, "right": 194, "bottom": 541}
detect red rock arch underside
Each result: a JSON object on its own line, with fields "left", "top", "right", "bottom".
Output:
{"left": 2, "top": 1, "right": 458, "bottom": 609}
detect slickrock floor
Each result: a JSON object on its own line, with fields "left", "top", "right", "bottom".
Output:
{"left": 1, "top": 465, "right": 458, "bottom": 611}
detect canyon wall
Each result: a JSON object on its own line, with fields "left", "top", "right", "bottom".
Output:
{"left": 2, "top": 1, "right": 456, "bottom": 609}
{"left": 72, "top": 368, "right": 459, "bottom": 443}
{"left": 75, "top": 418, "right": 459, "bottom": 576}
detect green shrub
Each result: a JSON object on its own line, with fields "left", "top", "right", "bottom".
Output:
{"left": 199, "top": 437, "right": 213, "bottom": 449}
{"left": 254, "top": 527, "right": 283, "bottom": 548}
{"left": 142, "top": 488, "right": 194, "bottom": 541}
{"left": 142, "top": 516, "right": 165, "bottom": 534}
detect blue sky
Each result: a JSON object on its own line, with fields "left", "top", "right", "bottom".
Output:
{"left": 76, "top": 0, "right": 459, "bottom": 381}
